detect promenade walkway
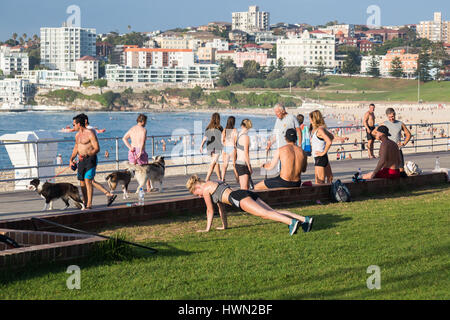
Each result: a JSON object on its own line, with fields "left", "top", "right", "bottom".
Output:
{"left": 0, "top": 151, "right": 448, "bottom": 221}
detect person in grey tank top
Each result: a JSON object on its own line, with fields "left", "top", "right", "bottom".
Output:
{"left": 379, "top": 108, "right": 412, "bottom": 172}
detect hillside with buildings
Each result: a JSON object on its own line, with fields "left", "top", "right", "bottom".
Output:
{"left": 0, "top": 6, "right": 449, "bottom": 109}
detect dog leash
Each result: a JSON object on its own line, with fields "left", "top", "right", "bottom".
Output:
{"left": 49, "top": 160, "right": 79, "bottom": 182}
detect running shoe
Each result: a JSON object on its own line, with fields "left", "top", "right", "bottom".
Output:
{"left": 301, "top": 216, "right": 314, "bottom": 232}
{"left": 289, "top": 219, "right": 300, "bottom": 236}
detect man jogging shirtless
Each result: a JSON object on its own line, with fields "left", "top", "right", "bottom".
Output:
{"left": 363, "top": 103, "right": 376, "bottom": 159}
{"left": 363, "top": 125, "right": 401, "bottom": 180}
{"left": 255, "top": 128, "right": 307, "bottom": 190}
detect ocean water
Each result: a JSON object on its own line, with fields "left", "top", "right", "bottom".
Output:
{"left": 0, "top": 111, "right": 343, "bottom": 169}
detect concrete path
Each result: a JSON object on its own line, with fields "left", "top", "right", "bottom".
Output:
{"left": 0, "top": 151, "right": 449, "bottom": 221}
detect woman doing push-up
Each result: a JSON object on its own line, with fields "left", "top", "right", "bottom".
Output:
{"left": 186, "top": 175, "right": 314, "bottom": 235}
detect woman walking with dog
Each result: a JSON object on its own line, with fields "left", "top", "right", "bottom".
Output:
{"left": 200, "top": 113, "right": 223, "bottom": 181}
{"left": 186, "top": 175, "right": 313, "bottom": 235}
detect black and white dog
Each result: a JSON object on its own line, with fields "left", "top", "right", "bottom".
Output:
{"left": 27, "top": 179, "right": 85, "bottom": 211}
{"left": 105, "top": 169, "right": 133, "bottom": 199}
{"left": 125, "top": 156, "right": 165, "bottom": 193}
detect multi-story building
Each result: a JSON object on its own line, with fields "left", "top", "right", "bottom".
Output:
{"left": 197, "top": 47, "right": 216, "bottom": 64}
{"left": 75, "top": 56, "right": 99, "bottom": 81}
{"left": 40, "top": 25, "right": 96, "bottom": 71}
{"left": 277, "top": 30, "right": 336, "bottom": 70}
{"left": 380, "top": 49, "right": 418, "bottom": 77}
{"left": 417, "top": 12, "right": 450, "bottom": 42}
{"left": 229, "top": 30, "right": 249, "bottom": 46}
{"left": 105, "top": 64, "right": 218, "bottom": 84}
{"left": 319, "top": 24, "right": 355, "bottom": 38}
{"left": 0, "top": 46, "right": 29, "bottom": 75}
{"left": 216, "top": 50, "right": 236, "bottom": 63}
{"left": 0, "top": 79, "right": 33, "bottom": 105}
{"left": 123, "top": 48, "right": 195, "bottom": 68}
{"left": 358, "top": 40, "right": 377, "bottom": 53}
{"left": 232, "top": 6, "right": 270, "bottom": 33}
{"left": 160, "top": 37, "right": 189, "bottom": 49}
{"left": 361, "top": 29, "right": 407, "bottom": 43}
{"left": 254, "top": 31, "right": 283, "bottom": 44}
{"left": 234, "top": 51, "right": 268, "bottom": 68}
{"left": 18, "top": 70, "right": 81, "bottom": 87}
{"left": 205, "top": 39, "right": 229, "bottom": 51}
{"left": 96, "top": 41, "right": 113, "bottom": 57}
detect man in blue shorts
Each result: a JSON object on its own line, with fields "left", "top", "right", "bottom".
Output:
{"left": 70, "top": 114, "right": 100, "bottom": 210}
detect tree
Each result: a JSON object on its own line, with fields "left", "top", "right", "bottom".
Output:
{"left": 367, "top": 55, "right": 380, "bottom": 77}
{"left": 339, "top": 46, "right": 361, "bottom": 75}
{"left": 276, "top": 58, "right": 285, "bottom": 73}
{"left": 189, "top": 86, "right": 203, "bottom": 104}
{"left": 12, "top": 33, "right": 17, "bottom": 41}
{"left": 242, "top": 60, "right": 261, "bottom": 79}
{"left": 316, "top": 59, "right": 326, "bottom": 78}
{"left": 390, "top": 57, "right": 404, "bottom": 78}
{"left": 415, "top": 51, "right": 432, "bottom": 82}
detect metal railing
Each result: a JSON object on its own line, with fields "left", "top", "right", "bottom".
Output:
{"left": 0, "top": 122, "right": 449, "bottom": 184}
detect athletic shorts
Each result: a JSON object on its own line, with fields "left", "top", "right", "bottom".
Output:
{"left": 223, "top": 146, "right": 234, "bottom": 155}
{"left": 314, "top": 154, "right": 329, "bottom": 167}
{"left": 77, "top": 155, "right": 97, "bottom": 181}
{"left": 367, "top": 126, "right": 375, "bottom": 141}
{"left": 263, "top": 175, "right": 301, "bottom": 189}
{"left": 235, "top": 163, "right": 250, "bottom": 176}
{"left": 228, "top": 190, "right": 259, "bottom": 209}
{"left": 375, "top": 168, "right": 400, "bottom": 179}
{"left": 128, "top": 148, "right": 148, "bottom": 165}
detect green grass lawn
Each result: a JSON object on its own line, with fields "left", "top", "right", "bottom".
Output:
{"left": 1, "top": 185, "right": 449, "bottom": 300}
{"left": 229, "top": 76, "right": 450, "bottom": 103}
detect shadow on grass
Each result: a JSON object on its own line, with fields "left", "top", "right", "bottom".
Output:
{"left": 0, "top": 240, "right": 194, "bottom": 286}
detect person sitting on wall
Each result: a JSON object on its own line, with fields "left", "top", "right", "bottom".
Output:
{"left": 363, "top": 125, "right": 401, "bottom": 180}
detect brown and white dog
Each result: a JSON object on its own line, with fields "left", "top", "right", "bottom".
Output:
{"left": 27, "top": 178, "right": 85, "bottom": 211}
{"left": 125, "top": 156, "right": 165, "bottom": 193}
{"left": 105, "top": 169, "right": 133, "bottom": 199}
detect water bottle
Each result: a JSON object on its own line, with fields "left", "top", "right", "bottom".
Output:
{"left": 138, "top": 188, "right": 145, "bottom": 206}
{"left": 435, "top": 157, "right": 440, "bottom": 171}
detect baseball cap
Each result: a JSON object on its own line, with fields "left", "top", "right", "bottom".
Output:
{"left": 376, "top": 125, "right": 391, "bottom": 136}
{"left": 285, "top": 128, "right": 297, "bottom": 142}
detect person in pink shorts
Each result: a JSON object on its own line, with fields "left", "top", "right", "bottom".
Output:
{"left": 122, "top": 114, "right": 151, "bottom": 191}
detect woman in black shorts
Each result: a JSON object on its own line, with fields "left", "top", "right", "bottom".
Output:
{"left": 200, "top": 113, "right": 223, "bottom": 181}
{"left": 234, "top": 119, "right": 253, "bottom": 189}
{"left": 309, "top": 110, "right": 335, "bottom": 184}
{"left": 186, "top": 175, "right": 314, "bottom": 235}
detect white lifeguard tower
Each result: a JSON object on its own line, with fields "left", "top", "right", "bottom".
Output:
{"left": 0, "top": 131, "right": 58, "bottom": 190}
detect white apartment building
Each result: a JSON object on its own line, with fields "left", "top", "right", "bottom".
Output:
{"left": 105, "top": 64, "right": 218, "bottom": 84}
{"left": 205, "top": 39, "right": 229, "bottom": 51}
{"left": 0, "top": 51, "right": 29, "bottom": 75}
{"left": 232, "top": 6, "right": 270, "bottom": 32}
{"left": 124, "top": 48, "right": 195, "bottom": 68}
{"left": 277, "top": 30, "right": 336, "bottom": 71}
{"left": 417, "top": 12, "right": 450, "bottom": 42}
{"left": 75, "top": 56, "right": 99, "bottom": 81}
{"left": 19, "top": 70, "right": 81, "bottom": 87}
{"left": 0, "top": 79, "right": 33, "bottom": 105}
{"left": 160, "top": 37, "right": 189, "bottom": 49}
{"left": 254, "top": 31, "right": 283, "bottom": 44}
{"left": 40, "top": 25, "right": 96, "bottom": 71}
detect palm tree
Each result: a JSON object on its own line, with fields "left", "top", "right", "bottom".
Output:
{"left": 22, "top": 33, "right": 27, "bottom": 41}
{"left": 19, "top": 37, "right": 24, "bottom": 45}
{"left": 12, "top": 33, "right": 18, "bottom": 42}
{"left": 127, "top": 25, "right": 132, "bottom": 32}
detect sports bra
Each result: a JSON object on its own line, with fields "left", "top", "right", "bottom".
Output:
{"left": 236, "top": 132, "right": 248, "bottom": 151}
{"left": 211, "top": 181, "right": 231, "bottom": 204}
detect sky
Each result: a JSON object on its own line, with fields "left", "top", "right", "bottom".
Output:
{"left": 0, "top": 0, "right": 449, "bottom": 41}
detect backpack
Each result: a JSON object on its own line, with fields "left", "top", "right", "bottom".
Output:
{"left": 404, "top": 161, "right": 422, "bottom": 176}
{"left": 330, "top": 179, "right": 351, "bottom": 202}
